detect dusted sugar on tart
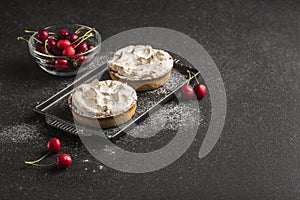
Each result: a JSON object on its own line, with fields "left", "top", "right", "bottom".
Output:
{"left": 68, "top": 79, "right": 137, "bottom": 128}
{"left": 107, "top": 45, "right": 174, "bottom": 91}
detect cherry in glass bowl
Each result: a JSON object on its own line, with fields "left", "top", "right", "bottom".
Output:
{"left": 28, "top": 24, "right": 101, "bottom": 76}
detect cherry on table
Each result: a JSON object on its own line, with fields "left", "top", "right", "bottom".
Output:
{"left": 194, "top": 84, "right": 207, "bottom": 99}
{"left": 47, "top": 138, "right": 61, "bottom": 153}
{"left": 181, "top": 85, "right": 195, "bottom": 99}
{"left": 56, "top": 154, "right": 72, "bottom": 169}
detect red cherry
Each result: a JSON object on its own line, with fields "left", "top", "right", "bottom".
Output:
{"left": 57, "top": 40, "right": 71, "bottom": 50}
{"left": 62, "top": 46, "right": 75, "bottom": 56}
{"left": 194, "top": 84, "right": 207, "bottom": 99}
{"left": 77, "top": 55, "right": 87, "bottom": 64}
{"left": 181, "top": 85, "right": 195, "bottom": 99}
{"left": 67, "top": 32, "right": 79, "bottom": 42}
{"left": 47, "top": 38, "right": 57, "bottom": 49}
{"left": 56, "top": 154, "right": 72, "bottom": 169}
{"left": 75, "top": 42, "right": 88, "bottom": 53}
{"left": 55, "top": 59, "right": 68, "bottom": 70}
{"left": 58, "top": 29, "right": 69, "bottom": 39}
{"left": 37, "top": 29, "right": 49, "bottom": 41}
{"left": 46, "top": 138, "right": 61, "bottom": 153}
{"left": 73, "top": 55, "right": 87, "bottom": 66}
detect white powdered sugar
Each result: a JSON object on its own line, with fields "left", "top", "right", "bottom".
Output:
{"left": 0, "top": 123, "right": 43, "bottom": 143}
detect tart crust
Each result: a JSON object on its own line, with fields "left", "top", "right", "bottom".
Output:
{"left": 108, "top": 68, "right": 172, "bottom": 91}
{"left": 68, "top": 95, "right": 137, "bottom": 129}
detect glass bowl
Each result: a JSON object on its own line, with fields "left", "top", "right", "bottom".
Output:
{"left": 28, "top": 24, "right": 101, "bottom": 76}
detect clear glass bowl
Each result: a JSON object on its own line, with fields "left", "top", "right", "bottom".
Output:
{"left": 28, "top": 24, "right": 101, "bottom": 76}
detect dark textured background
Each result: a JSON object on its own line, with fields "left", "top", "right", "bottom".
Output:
{"left": 1, "top": 0, "right": 299, "bottom": 199}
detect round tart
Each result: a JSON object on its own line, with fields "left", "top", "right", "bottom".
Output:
{"left": 68, "top": 79, "right": 137, "bottom": 128}
{"left": 107, "top": 45, "right": 174, "bottom": 91}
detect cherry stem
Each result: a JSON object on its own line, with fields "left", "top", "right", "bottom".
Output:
{"left": 25, "top": 162, "right": 56, "bottom": 167}
{"left": 83, "top": 27, "right": 95, "bottom": 37}
{"left": 24, "top": 30, "right": 54, "bottom": 35}
{"left": 186, "top": 70, "right": 192, "bottom": 85}
{"left": 33, "top": 37, "right": 42, "bottom": 44}
{"left": 44, "top": 39, "right": 52, "bottom": 55}
{"left": 75, "top": 26, "right": 88, "bottom": 34}
{"left": 72, "top": 27, "right": 95, "bottom": 45}
{"left": 17, "top": 36, "right": 29, "bottom": 43}
{"left": 18, "top": 36, "right": 36, "bottom": 50}
{"left": 73, "top": 58, "right": 80, "bottom": 67}
{"left": 75, "top": 26, "right": 94, "bottom": 35}
{"left": 190, "top": 71, "right": 200, "bottom": 84}
{"left": 73, "top": 33, "right": 94, "bottom": 49}
{"left": 24, "top": 30, "right": 36, "bottom": 34}
{"left": 24, "top": 151, "right": 51, "bottom": 165}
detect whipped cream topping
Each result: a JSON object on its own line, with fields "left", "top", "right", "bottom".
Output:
{"left": 108, "top": 45, "right": 173, "bottom": 80}
{"left": 71, "top": 79, "right": 137, "bottom": 118}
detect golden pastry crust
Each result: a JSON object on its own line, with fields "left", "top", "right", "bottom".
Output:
{"left": 68, "top": 95, "right": 137, "bottom": 129}
{"left": 108, "top": 68, "right": 172, "bottom": 91}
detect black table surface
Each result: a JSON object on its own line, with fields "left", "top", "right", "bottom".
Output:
{"left": 1, "top": 0, "right": 299, "bottom": 199}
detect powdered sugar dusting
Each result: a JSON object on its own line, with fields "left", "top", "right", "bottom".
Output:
{"left": 0, "top": 123, "right": 43, "bottom": 143}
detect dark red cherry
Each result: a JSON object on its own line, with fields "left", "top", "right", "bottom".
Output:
{"left": 58, "top": 29, "right": 69, "bottom": 39}
{"left": 67, "top": 32, "right": 79, "bottom": 43}
{"left": 37, "top": 29, "right": 49, "bottom": 41}
{"left": 55, "top": 59, "right": 68, "bottom": 70}
{"left": 76, "top": 55, "right": 87, "bottom": 66}
{"left": 46, "top": 38, "right": 57, "bottom": 49}
{"left": 193, "top": 84, "right": 207, "bottom": 99}
{"left": 75, "top": 42, "right": 88, "bottom": 53}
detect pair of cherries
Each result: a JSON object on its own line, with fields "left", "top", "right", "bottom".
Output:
{"left": 181, "top": 70, "right": 207, "bottom": 100}
{"left": 24, "top": 138, "right": 72, "bottom": 169}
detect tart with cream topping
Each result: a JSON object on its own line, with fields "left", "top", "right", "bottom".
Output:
{"left": 107, "top": 45, "right": 173, "bottom": 91}
{"left": 68, "top": 79, "right": 137, "bottom": 128}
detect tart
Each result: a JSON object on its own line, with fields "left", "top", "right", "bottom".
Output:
{"left": 107, "top": 45, "right": 174, "bottom": 91}
{"left": 68, "top": 79, "right": 137, "bottom": 128}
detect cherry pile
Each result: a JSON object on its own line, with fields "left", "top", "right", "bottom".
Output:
{"left": 18, "top": 26, "right": 97, "bottom": 71}
{"left": 24, "top": 138, "right": 72, "bottom": 169}
{"left": 181, "top": 70, "right": 207, "bottom": 100}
